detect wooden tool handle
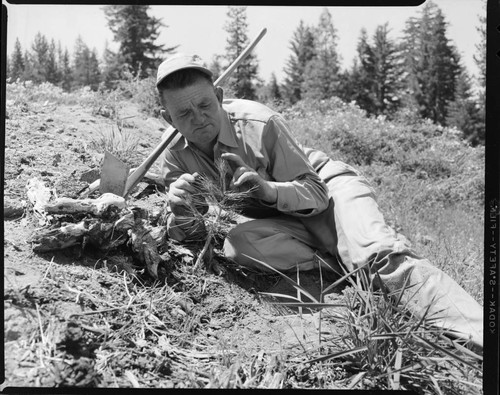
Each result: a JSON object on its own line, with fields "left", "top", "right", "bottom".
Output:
{"left": 123, "top": 28, "right": 267, "bottom": 198}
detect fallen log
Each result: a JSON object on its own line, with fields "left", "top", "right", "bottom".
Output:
{"left": 43, "top": 193, "right": 127, "bottom": 217}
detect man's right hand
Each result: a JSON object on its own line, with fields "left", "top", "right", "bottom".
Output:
{"left": 167, "top": 173, "right": 200, "bottom": 216}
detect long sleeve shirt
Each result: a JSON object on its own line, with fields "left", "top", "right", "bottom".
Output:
{"left": 161, "top": 98, "right": 331, "bottom": 243}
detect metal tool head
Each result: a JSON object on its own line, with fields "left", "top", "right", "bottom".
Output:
{"left": 100, "top": 151, "right": 130, "bottom": 196}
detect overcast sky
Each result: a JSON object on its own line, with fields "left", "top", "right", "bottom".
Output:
{"left": 3, "top": 1, "right": 485, "bottom": 84}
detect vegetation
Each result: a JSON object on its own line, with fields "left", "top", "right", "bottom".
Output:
{"left": 6, "top": 2, "right": 485, "bottom": 145}
{"left": 103, "top": 5, "right": 177, "bottom": 80}
{"left": 5, "top": 3, "right": 487, "bottom": 388}
{"left": 221, "top": 6, "right": 260, "bottom": 100}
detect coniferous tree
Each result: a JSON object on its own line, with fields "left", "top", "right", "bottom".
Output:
{"left": 223, "top": 6, "right": 260, "bottom": 100}
{"left": 446, "top": 66, "right": 484, "bottom": 145}
{"left": 302, "top": 8, "right": 341, "bottom": 100}
{"left": 473, "top": 1, "right": 486, "bottom": 91}
{"left": 72, "top": 36, "right": 101, "bottom": 90}
{"left": 60, "top": 48, "right": 73, "bottom": 91}
{"left": 45, "top": 39, "right": 60, "bottom": 84}
{"left": 473, "top": 1, "right": 486, "bottom": 143}
{"left": 103, "top": 5, "right": 176, "bottom": 77}
{"left": 370, "top": 23, "right": 401, "bottom": 115}
{"left": 282, "top": 20, "right": 316, "bottom": 104}
{"left": 30, "top": 32, "right": 50, "bottom": 83}
{"left": 22, "top": 50, "right": 34, "bottom": 81}
{"left": 400, "top": 1, "right": 460, "bottom": 125}
{"left": 101, "top": 41, "right": 126, "bottom": 89}
{"left": 208, "top": 54, "right": 224, "bottom": 83}
{"left": 350, "top": 28, "right": 376, "bottom": 111}
{"left": 268, "top": 72, "right": 282, "bottom": 101}
{"left": 9, "top": 38, "right": 25, "bottom": 81}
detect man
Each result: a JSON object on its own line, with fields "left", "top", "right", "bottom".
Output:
{"left": 156, "top": 53, "right": 483, "bottom": 348}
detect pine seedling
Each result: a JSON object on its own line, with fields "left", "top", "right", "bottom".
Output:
{"left": 179, "top": 158, "right": 257, "bottom": 271}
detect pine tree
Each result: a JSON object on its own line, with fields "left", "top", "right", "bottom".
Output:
{"left": 446, "top": 66, "right": 484, "bottom": 146}
{"left": 351, "top": 28, "right": 376, "bottom": 112}
{"left": 60, "top": 48, "right": 73, "bottom": 91}
{"left": 101, "top": 41, "right": 126, "bottom": 89}
{"left": 9, "top": 38, "right": 25, "bottom": 81}
{"left": 45, "top": 39, "right": 60, "bottom": 84}
{"left": 473, "top": 1, "right": 486, "bottom": 91}
{"left": 22, "top": 50, "right": 34, "bottom": 81}
{"left": 103, "top": 5, "right": 176, "bottom": 77}
{"left": 473, "top": 0, "right": 486, "bottom": 142}
{"left": 30, "top": 32, "right": 50, "bottom": 83}
{"left": 208, "top": 54, "right": 224, "bottom": 83}
{"left": 282, "top": 20, "right": 316, "bottom": 104}
{"left": 302, "top": 8, "right": 341, "bottom": 100}
{"left": 223, "top": 6, "right": 259, "bottom": 100}
{"left": 268, "top": 72, "right": 282, "bottom": 101}
{"left": 72, "top": 36, "right": 101, "bottom": 90}
{"left": 400, "top": 1, "right": 460, "bottom": 124}
{"left": 371, "top": 24, "right": 401, "bottom": 114}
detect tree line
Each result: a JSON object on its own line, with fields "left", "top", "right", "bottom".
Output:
{"left": 6, "top": 2, "right": 485, "bottom": 145}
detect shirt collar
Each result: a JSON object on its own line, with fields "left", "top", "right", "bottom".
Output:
{"left": 170, "top": 107, "right": 239, "bottom": 151}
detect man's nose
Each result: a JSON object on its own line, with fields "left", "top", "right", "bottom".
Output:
{"left": 192, "top": 107, "right": 206, "bottom": 124}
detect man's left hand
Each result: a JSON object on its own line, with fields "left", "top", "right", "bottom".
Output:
{"left": 221, "top": 153, "right": 278, "bottom": 204}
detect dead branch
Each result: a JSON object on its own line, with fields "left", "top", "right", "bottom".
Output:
{"left": 29, "top": 220, "right": 94, "bottom": 252}
{"left": 43, "top": 193, "right": 126, "bottom": 217}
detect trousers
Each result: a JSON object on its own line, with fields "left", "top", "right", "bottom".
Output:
{"left": 223, "top": 159, "right": 484, "bottom": 347}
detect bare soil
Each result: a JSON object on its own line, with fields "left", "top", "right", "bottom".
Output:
{"left": 3, "top": 100, "right": 348, "bottom": 389}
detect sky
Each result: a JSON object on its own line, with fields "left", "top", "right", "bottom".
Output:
{"left": 3, "top": 1, "right": 486, "bottom": 84}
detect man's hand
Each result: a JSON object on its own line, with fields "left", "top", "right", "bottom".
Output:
{"left": 221, "top": 153, "right": 278, "bottom": 203}
{"left": 168, "top": 173, "right": 204, "bottom": 216}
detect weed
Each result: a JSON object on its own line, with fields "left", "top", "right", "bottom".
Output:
{"left": 88, "top": 123, "right": 141, "bottom": 166}
{"left": 246, "top": 254, "right": 483, "bottom": 393}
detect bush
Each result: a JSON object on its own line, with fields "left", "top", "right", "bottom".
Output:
{"left": 116, "top": 71, "right": 162, "bottom": 117}
{"left": 6, "top": 80, "right": 80, "bottom": 108}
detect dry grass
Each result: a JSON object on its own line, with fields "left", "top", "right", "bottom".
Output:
{"left": 245, "top": 255, "right": 483, "bottom": 393}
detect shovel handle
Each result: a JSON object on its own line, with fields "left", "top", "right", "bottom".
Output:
{"left": 123, "top": 28, "right": 267, "bottom": 198}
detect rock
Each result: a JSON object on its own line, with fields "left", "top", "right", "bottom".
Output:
{"left": 52, "top": 154, "right": 62, "bottom": 167}
{"left": 4, "top": 199, "right": 25, "bottom": 219}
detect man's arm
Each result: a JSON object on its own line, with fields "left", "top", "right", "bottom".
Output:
{"left": 229, "top": 114, "right": 330, "bottom": 217}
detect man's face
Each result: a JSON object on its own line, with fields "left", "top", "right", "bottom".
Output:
{"left": 160, "top": 77, "right": 222, "bottom": 150}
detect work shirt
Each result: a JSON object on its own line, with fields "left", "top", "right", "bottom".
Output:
{"left": 161, "top": 98, "right": 337, "bottom": 249}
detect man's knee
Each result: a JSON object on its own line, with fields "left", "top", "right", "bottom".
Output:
{"left": 223, "top": 221, "right": 264, "bottom": 267}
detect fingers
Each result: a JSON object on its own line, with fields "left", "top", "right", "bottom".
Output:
{"left": 220, "top": 152, "right": 247, "bottom": 171}
{"left": 231, "top": 167, "right": 260, "bottom": 188}
{"left": 168, "top": 173, "right": 199, "bottom": 211}
{"left": 220, "top": 153, "right": 254, "bottom": 186}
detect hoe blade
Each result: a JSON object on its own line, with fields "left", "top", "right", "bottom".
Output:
{"left": 100, "top": 151, "right": 130, "bottom": 196}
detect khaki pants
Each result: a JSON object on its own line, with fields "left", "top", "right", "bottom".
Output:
{"left": 224, "top": 159, "right": 483, "bottom": 347}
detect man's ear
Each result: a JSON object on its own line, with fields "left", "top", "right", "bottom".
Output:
{"left": 160, "top": 109, "right": 174, "bottom": 126}
{"left": 215, "top": 86, "right": 224, "bottom": 104}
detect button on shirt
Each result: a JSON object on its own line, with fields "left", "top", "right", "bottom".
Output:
{"left": 161, "top": 98, "right": 330, "bottom": 241}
